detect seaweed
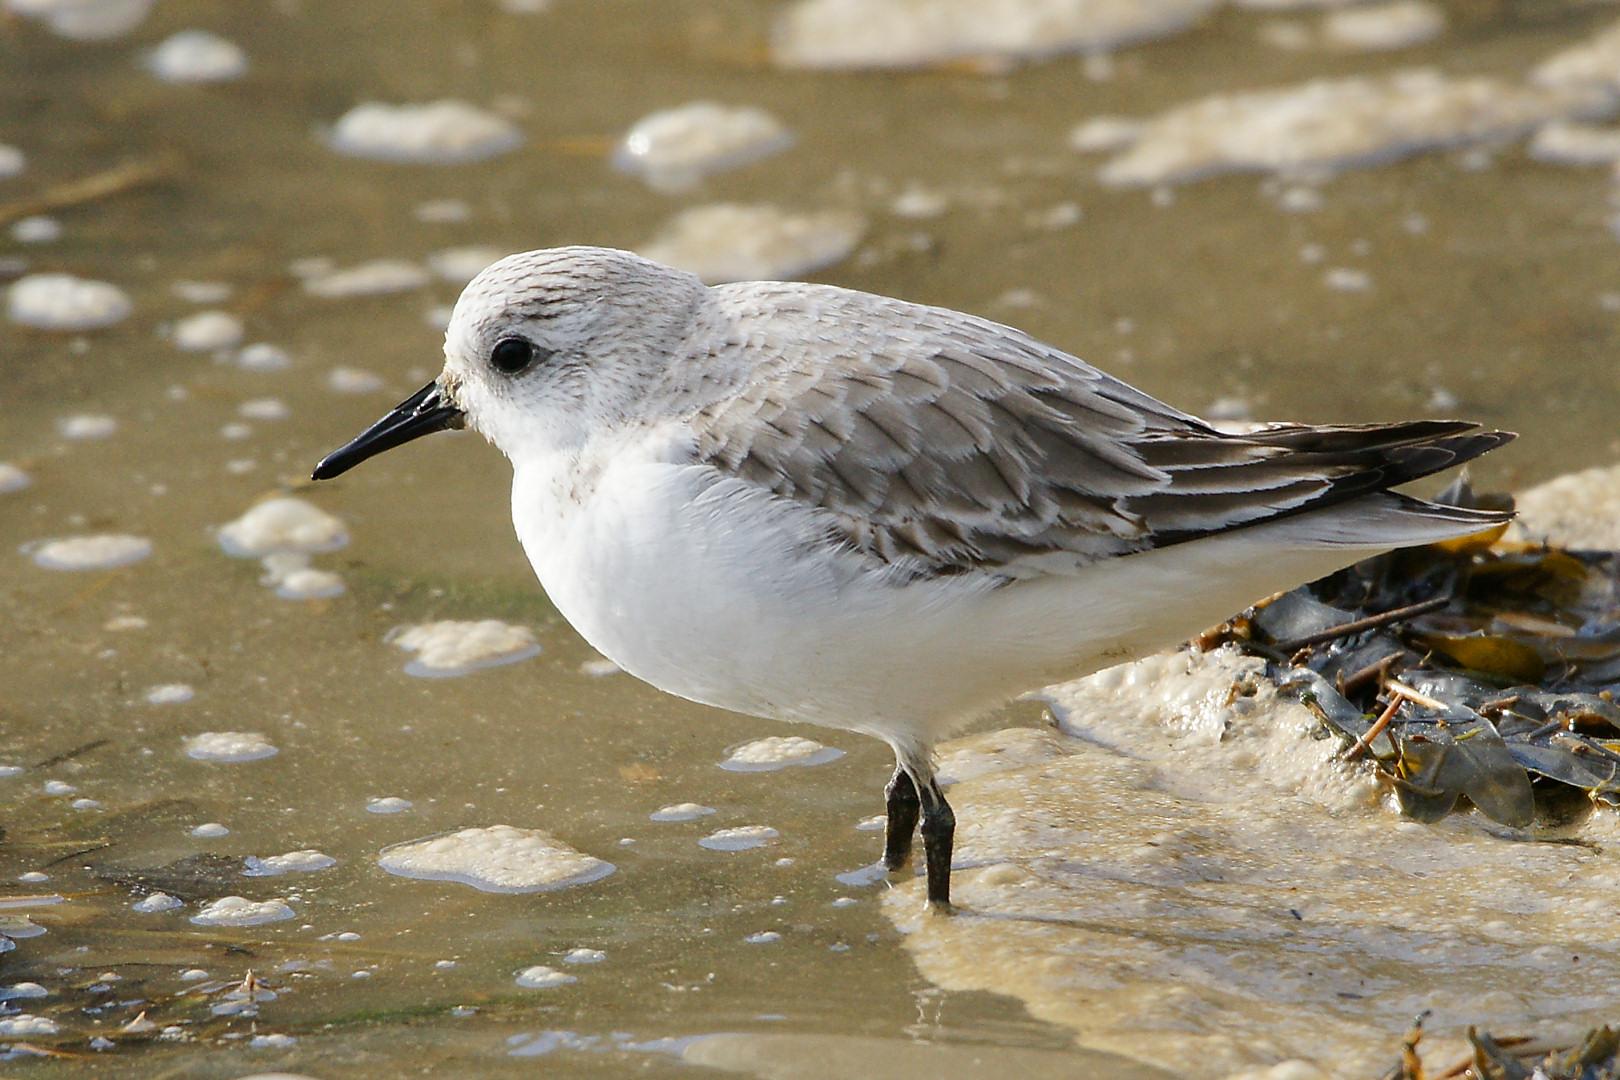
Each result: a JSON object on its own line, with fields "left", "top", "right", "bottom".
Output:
{"left": 1211, "top": 480, "right": 1620, "bottom": 828}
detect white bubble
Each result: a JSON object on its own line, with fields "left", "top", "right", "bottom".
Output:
{"left": 366, "top": 796, "right": 413, "bottom": 814}
{"left": 132, "top": 892, "right": 183, "bottom": 913}
{"left": 378, "top": 825, "right": 614, "bottom": 893}
{"left": 327, "top": 365, "right": 384, "bottom": 394}
{"left": 56, "top": 413, "right": 118, "bottom": 440}
{"left": 42, "top": 780, "right": 75, "bottom": 795}
{"left": 304, "top": 259, "right": 430, "bottom": 299}
{"left": 0, "top": 143, "right": 24, "bottom": 179}
{"left": 649, "top": 802, "right": 716, "bottom": 823}
{"left": 514, "top": 965, "right": 576, "bottom": 989}
{"left": 0, "top": 982, "right": 48, "bottom": 1001}
{"left": 191, "top": 822, "right": 229, "bottom": 838}
{"left": 183, "top": 732, "right": 278, "bottom": 763}
{"left": 0, "top": 1014, "right": 59, "bottom": 1037}
{"left": 641, "top": 203, "right": 865, "bottom": 285}
{"left": 426, "top": 246, "right": 503, "bottom": 285}
{"left": 243, "top": 850, "right": 336, "bottom": 876}
{"left": 1323, "top": 267, "right": 1372, "bottom": 292}
{"left": 189, "top": 896, "right": 294, "bottom": 927}
{"left": 388, "top": 619, "right": 539, "bottom": 677}
{"left": 744, "top": 931, "right": 782, "bottom": 944}
{"left": 18, "top": 871, "right": 48, "bottom": 883}
{"left": 11, "top": 215, "right": 60, "bottom": 243}
{"left": 238, "top": 397, "right": 289, "bottom": 421}
{"left": 562, "top": 948, "right": 606, "bottom": 965}
{"left": 234, "top": 342, "right": 291, "bottom": 371}
{"left": 0, "top": 464, "right": 32, "bottom": 494}
{"left": 698, "top": 825, "right": 779, "bottom": 852}
{"left": 328, "top": 100, "right": 522, "bottom": 165}
{"left": 7, "top": 0, "right": 152, "bottom": 40}
{"left": 614, "top": 102, "right": 793, "bottom": 192}
{"left": 30, "top": 534, "right": 152, "bottom": 570}
{"left": 145, "top": 29, "right": 247, "bottom": 83}
{"left": 145, "top": 683, "right": 194, "bottom": 705}
{"left": 218, "top": 497, "right": 348, "bottom": 558}
{"left": 720, "top": 735, "right": 844, "bottom": 772}
{"left": 8, "top": 273, "right": 131, "bottom": 330}
{"left": 173, "top": 309, "right": 243, "bottom": 351}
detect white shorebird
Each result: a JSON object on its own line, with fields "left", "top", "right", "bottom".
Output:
{"left": 314, "top": 246, "right": 1512, "bottom": 909}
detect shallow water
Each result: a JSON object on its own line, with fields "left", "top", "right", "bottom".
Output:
{"left": 3, "top": 2, "right": 1619, "bottom": 1076}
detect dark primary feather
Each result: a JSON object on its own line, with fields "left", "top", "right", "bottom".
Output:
{"left": 689, "top": 283, "right": 1513, "bottom": 580}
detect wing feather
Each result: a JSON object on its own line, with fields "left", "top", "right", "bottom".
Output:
{"left": 687, "top": 283, "right": 1510, "bottom": 580}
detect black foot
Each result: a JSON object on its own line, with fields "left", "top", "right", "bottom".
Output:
{"left": 883, "top": 767, "right": 921, "bottom": 871}
{"left": 919, "top": 780, "right": 955, "bottom": 910}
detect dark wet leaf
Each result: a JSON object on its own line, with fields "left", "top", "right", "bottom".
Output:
{"left": 1414, "top": 633, "right": 1547, "bottom": 683}
{"left": 92, "top": 854, "right": 244, "bottom": 900}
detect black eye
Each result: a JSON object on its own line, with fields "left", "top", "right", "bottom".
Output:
{"left": 490, "top": 338, "right": 536, "bottom": 374}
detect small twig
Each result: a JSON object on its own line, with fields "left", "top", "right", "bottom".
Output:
{"left": 32, "top": 738, "right": 109, "bottom": 770}
{"left": 1385, "top": 679, "right": 1448, "bottom": 712}
{"left": 0, "top": 156, "right": 174, "bottom": 228}
{"left": 1343, "top": 693, "right": 1405, "bottom": 762}
{"left": 1272, "top": 595, "right": 1450, "bottom": 654}
{"left": 1340, "top": 651, "right": 1404, "bottom": 696}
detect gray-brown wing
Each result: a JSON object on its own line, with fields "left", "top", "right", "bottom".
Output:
{"left": 689, "top": 284, "right": 1504, "bottom": 580}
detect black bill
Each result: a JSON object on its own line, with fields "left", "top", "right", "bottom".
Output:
{"left": 311, "top": 380, "right": 464, "bottom": 481}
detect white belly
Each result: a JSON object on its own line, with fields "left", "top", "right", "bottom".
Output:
{"left": 512, "top": 447, "right": 1409, "bottom": 750}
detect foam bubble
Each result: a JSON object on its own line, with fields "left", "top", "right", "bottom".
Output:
{"left": 172, "top": 279, "right": 232, "bottom": 303}
{"left": 0, "top": 982, "right": 47, "bottom": 1001}
{"left": 327, "top": 365, "right": 385, "bottom": 394}
{"left": 218, "top": 497, "right": 348, "bottom": 558}
{"left": 56, "top": 413, "right": 118, "bottom": 439}
{"left": 1529, "top": 121, "right": 1620, "bottom": 166}
{"left": 514, "top": 965, "right": 576, "bottom": 989}
{"left": 42, "top": 779, "right": 75, "bottom": 795}
{"left": 427, "top": 246, "right": 502, "bottom": 284}
{"left": 11, "top": 215, "right": 60, "bottom": 243}
{"left": 249, "top": 1033, "right": 298, "bottom": 1050}
{"left": 189, "top": 896, "right": 294, "bottom": 927}
{"left": 0, "top": 1014, "right": 59, "bottom": 1036}
{"left": 184, "top": 731, "right": 278, "bottom": 763}
{"left": 191, "top": 822, "right": 229, "bottom": 837}
{"left": 6, "top": 0, "right": 152, "bottom": 40}
{"left": 173, "top": 309, "right": 243, "bottom": 351}
{"left": 132, "top": 892, "right": 183, "bottom": 913}
{"left": 377, "top": 825, "right": 614, "bottom": 893}
{"left": 772, "top": 0, "right": 1217, "bottom": 70}
{"left": 0, "top": 463, "right": 30, "bottom": 494}
{"left": 18, "top": 871, "right": 47, "bottom": 883}
{"left": 388, "top": 619, "right": 539, "bottom": 677}
{"left": 30, "top": 534, "right": 151, "bottom": 570}
{"left": 8, "top": 273, "right": 131, "bottom": 330}
{"left": 328, "top": 101, "right": 522, "bottom": 164}
{"left": 1321, "top": 1, "right": 1443, "bottom": 51}
{"left": 0, "top": 143, "right": 23, "bottom": 179}
{"left": 699, "top": 825, "right": 779, "bottom": 852}
{"left": 145, "top": 29, "right": 247, "bottom": 83}
{"left": 720, "top": 735, "right": 843, "bottom": 772}
{"left": 614, "top": 102, "right": 793, "bottom": 192}
{"left": 234, "top": 342, "right": 291, "bottom": 371}
{"left": 562, "top": 948, "right": 606, "bottom": 965}
{"left": 1097, "top": 70, "right": 1604, "bottom": 187}
{"left": 304, "top": 259, "right": 430, "bottom": 299}
{"left": 641, "top": 203, "right": 865, "bottom": 284}
{"left": 579, "top": 657, "right": 622, "bottom": 677}
{"left": 145, "top": 683, "right": 194, "bottom": 705}
{"left": 650, "top": 803, "right": 716, "bottom": 823}
{"left": 744, "top": 931, "right": 782, "bottom": 944}
{"left": 244, "top": 850, "right": 336, "bottom": 876}
{"left": 366, "top": 796, "right": 413, "bottom": 814}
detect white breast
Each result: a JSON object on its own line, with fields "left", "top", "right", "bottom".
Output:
{"left": 508, "top": 431, "right": 1408, "bottom": 750}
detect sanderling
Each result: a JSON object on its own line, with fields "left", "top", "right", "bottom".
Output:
{"left": 314, "top": 246, "right": 1512, "bottom": 909}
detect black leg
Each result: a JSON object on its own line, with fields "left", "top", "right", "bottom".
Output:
{"left": 883, "top": 767, "right": 921, "bottom": 871}
{"left": 919, "top": 779, "right": 955, "bottom": 910}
